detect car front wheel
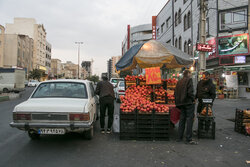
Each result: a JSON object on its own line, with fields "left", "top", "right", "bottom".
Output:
{"left": 84, "top": 126, "right": 94, "bottom": 140}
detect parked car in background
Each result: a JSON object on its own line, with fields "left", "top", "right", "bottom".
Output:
{"left": 110, "top": 78, "right": 124, "bottom": 87}
{"left": 28, "top": 80, "right": 40, "bottom": 87}
{"left": 24, "top": 80, "right": 29, "bottom": 87}
{"left": 10, "top": 79, "right": 98, "bottom": 140}
{"left": 0, "top": 68, "right": 25, "bottom": 93}
{"left": 114, "top": 81, "right": 125, "bottom": 102}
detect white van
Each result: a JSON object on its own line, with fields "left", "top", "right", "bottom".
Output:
{"left": 0, "top": 68, "right": 25, "bottom": 93}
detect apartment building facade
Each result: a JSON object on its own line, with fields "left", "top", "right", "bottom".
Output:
{"left": 5, "top": 18, "right": 48, "bottom": 70}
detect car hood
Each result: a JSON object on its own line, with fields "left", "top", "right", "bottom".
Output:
{"left": 14, "top": 98, "right": 88, "bottom": 113}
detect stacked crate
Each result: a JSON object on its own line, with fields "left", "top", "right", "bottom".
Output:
{"left": 235, "top": 109, "right": 250, "bottom": 135}
{"left": 120, "top": 110, "right": 170, "bottom": 141}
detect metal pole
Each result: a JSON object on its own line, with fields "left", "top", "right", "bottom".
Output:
{"left": 75, "top": 42, "right": 83, "bottom": 79}
{"left": 199, "top": 0, "right": 207, "bottom": 72}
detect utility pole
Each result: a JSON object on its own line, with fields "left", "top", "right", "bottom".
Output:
{"left": 199, "top": 0, "right": 207, "bottom": 72}
{"left": 75, "top": 42, "right": 83, "bottom": 79}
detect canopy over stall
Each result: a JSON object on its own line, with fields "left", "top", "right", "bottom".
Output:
{"left": 116, "top": 40, "right": 193, "bottom": 71}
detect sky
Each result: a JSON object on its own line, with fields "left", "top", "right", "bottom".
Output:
{"left": 0, "top": 0, "right": 168, "bottom": 76}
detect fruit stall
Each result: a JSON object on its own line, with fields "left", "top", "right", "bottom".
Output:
{"left": 119, "top": 68, "right": 180, "bottom": 140}
{"left": 115, "top": 40, "right": 193, "bottom": 140}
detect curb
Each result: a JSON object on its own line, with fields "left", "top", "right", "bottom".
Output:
{"left": 0, "top": 96, "right": 10, "bottom": 102}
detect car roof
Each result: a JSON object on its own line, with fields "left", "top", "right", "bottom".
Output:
{"left": 40, "top": 79, "right": 91, "bottom": 84}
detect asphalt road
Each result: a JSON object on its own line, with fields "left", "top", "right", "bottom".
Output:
{"left": 0, "top": 88, "right": 249, "bottom": 167}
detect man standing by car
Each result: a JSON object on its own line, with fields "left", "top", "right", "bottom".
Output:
{"left": 95, "top": 76, "right": 115, "bottom": 134}
{"left": 175, "top": 70, "right": 197, "bottom": 144}
{"left": 196, "top": 71, "right": 216, "bottom": 114}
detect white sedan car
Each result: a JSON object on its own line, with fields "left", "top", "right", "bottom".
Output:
{"left": 114, "top": 81, "right": 125, "bottom": 102}
{"left": 10, "top": 79, "right": 98, "bottom": 140}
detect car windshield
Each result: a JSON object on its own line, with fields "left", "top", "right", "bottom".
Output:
{"left": 32, "top": 82, "right": 88, "bottom": 99}
{"left": 111, "top": 79, "right": 123, "bottom": 83}
{"left": 119, "top": 81, "right": 125, "bottom": 87}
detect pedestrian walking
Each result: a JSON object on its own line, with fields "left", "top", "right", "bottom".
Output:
{"left": 175, "top": 70, "right": 197, "bottom": 144}
{"left": 95, "top": 76, "right": 115, "bottom": 134}
{"left": 196, "top": 71, "right": 216, "bottom": 114}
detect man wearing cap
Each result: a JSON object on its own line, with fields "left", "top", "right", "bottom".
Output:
{"left": 196, "top": 71, "right": 216, "bottom": 114}
{"left": 95, "top": 76, "right": 115, "bottom": 134}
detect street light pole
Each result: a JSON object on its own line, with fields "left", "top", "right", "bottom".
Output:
{"left": 75, "top": 42, "right": 83, "bottom": 79}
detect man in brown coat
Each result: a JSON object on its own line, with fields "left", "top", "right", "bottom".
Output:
{"left": 95, "top": 76, "right": 115, "bottom": 134}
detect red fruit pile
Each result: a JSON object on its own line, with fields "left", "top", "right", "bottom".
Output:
{"left": 167, "top": 78, "right": 178, "bottom": 85}
{"left": 155, "top": 86, "right": 167, "bottom": 104}
{"left": 125, "top": 75, "right": 146, "bottom": 81}
{"left": 120, "top": 85, "right": 169, "bottom": 114}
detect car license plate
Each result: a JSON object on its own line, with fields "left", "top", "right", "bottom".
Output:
{"left": 38, "top": 128, "right": 65, "bottom": 135}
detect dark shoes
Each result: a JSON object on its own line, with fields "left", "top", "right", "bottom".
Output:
{"left": 106, "top": 129, "right": 111, "bottom": 134}
{"left": 185, "top": 139, "right": 198, "bottom": 145}
{"left": 101, "top": 128, "right": 111, "bottom": 134}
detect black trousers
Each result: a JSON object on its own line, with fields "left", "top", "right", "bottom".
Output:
{"left": 100, "top": 96, "right": 114, "bottom": 129}
{"left": 177, "top": 104, "right": 195, "bottom": 141}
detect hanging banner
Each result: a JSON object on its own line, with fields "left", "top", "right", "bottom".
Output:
{"left": 145, "top": 67, "right": 161, "bottom": 85}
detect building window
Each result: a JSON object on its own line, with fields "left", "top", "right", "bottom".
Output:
{"left": 161, "top": 22, "right": 165, "bottom": 33}
{"left": 197, "top": 23, "right": 200, "bottom": 40}
{"left": 187, "top": 11, "right": 191, "bottom": 29}
{"left": 179, "top": 36, "right": 182, "bottom": 50}
{"left": 188, "top": 39, "right": 192, "bottom": 55}
{"left": 166, "top": 17, "right": 171, "bottom": 29}
{"left": 178, "top": 9, "right": 182, "bottom": 24}
{"left": 206, "top": 18, "right": 209, "bottom": 37}
{"left": 157, "top": 28, "right": 160, "bottom": 37}
{"left": 238, "top": 72, "right": 248, "bottom": 85}
{"left": 184, "top": 41, "right": 187, "bottom": 53}
{"left": 175, "top": 38, "right": 178, "bottom": 48}
{"left": 184, "top": 15, "right": 187, "bottom": 30}
{"left": 220, "top": 8, "right": 247, "bottom": 31}
{"left": 175, "top": 12, "right": 178, "bottom": 27}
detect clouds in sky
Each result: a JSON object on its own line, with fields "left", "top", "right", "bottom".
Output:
{"left": 0, "top": 0, "right": 168, "bottom": 75}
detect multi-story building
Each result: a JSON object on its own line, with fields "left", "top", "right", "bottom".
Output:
{"left": 107, "top": 59, "right": 112, "bottom": 80}
{"left": 153, "top": 0, "right": 250, "bottom": 98}
{"left": 45, "top": 41, "right": 51, "bottom": 77}
{"left": 81, "top": 60, "right": 93, "bottom": 78}
{"left": 3, "top": 34, "right": 34, "bottom": 77}
{"left": 51, "top": 58, "right": 62, "bottom": 78}
{"left": 62, "top": 61, "right": 79, "bottom": 79}
{"left": 0, "top": 25, "right": 4, "bottom": 67}
{"left": 111, "top": 56, "right": 121, "bottom": 77}
{"left": 122, "top": 24, "right": 152, "bottom": 56}
{"left": 5, "top": 18, "right": 48, "bottom": 71}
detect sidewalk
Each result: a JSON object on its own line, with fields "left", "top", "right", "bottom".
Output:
{"left": 0, "top": 92, "right": 21, "bottom": 102}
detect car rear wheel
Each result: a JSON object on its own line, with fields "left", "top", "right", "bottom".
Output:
{"left": 3, "top": 88, "right": 9, "bottom": 93}
{"left": 84, "top": 126, "right": 94, "bottom": 140}
{"left": 28, "top": 130, "right": 40, "bottom": 140}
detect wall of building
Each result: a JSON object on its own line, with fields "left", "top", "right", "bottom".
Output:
{"left": 45, "top": 41, "right": 51, "bottom": 75}
{"left": 0, "top": 25, "right": 5, "bottom": 67}
{"left": 4, "top": 34, "right": 33, "bottom": 74}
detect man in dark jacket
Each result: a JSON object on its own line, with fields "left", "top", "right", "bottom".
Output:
{"left": 95, "top": 76, "right": 115, "bottom": 134}
{"left": 175, "top": 70, "right": 197, "bottom": 144}
{"left": 196, "top": 71, "right": 216, "bottom": 114}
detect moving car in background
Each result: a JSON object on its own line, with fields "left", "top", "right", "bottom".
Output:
{"left": 114, "top": 81, "right": 125, "bottom": 102}
{"left": 10, "top": 79, "right": 98, "bottom": 140}
{"left": 28, "top": 80, "right": 40, "bottom": 87}
{"left": 110, "top": 78, "right": 124, "bottom": 87}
